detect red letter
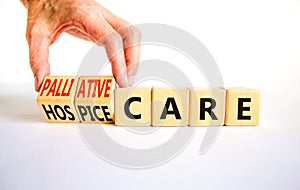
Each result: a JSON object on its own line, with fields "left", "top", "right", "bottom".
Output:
{"left": 55, "top": 79, "right": 63, "bottom": 96}
{"left": 46, "top": 79, "right": 57, "bottom": 96}
{"left": 104, "top": 79, "right": 112, "bottom": 98}
{"left": 87, "top": 79, "right": 94, "bottom": 98}
{"left": 67, "top": 79, "right": 75, "bottom": 96}
{"left": 77, "top": 79, "right": 85, "bottom": 98}
{"left": 40, "top": 79, "right": 51, "bottom": 96}
{"left": 92, "top": 79, "right": 99, "bottom": 98}
{"left": 61, "top": 79, "right": 69, "bottom": 96}
{"left": 98, "top": 79, "right": 106, "bottom": 98}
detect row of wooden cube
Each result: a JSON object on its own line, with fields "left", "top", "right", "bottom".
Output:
{"left": 115, "top": 87, "right": 260, "bottom": 126}
{"left": 37, "top": 76, "right": 260, "bottom": 126}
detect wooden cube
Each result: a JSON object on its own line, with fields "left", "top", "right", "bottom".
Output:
{"left": 74, "top": 76, "right": 115, "bottom": 123}
{"left": 189, "top": 88, "right": 226, "bottom": 126}
{"left": 114, "top": 88, "right": 151, "bottom": 126}
{"left": 224, "top": 88, "right": 260, "bottom": 126}
{"left": 37, "top": 76, "right": 79, "bottom": 123}
{"left": 152, "top": 87, "right": 189, "bottom": 126}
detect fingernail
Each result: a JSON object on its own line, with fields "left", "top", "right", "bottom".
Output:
{"left": 34, "top": 75, "right": 38, "bottom": 92}
{"left": 35, "top": 75, "right": 43, "bottom": 92}
{"left": 128, "top": 75, "right": 135, "bottom": 86}
{"left": 116, "top": 72, "right": 128, "bottom": 87}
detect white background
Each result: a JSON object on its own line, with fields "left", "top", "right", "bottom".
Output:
{"left": 0, "top": 0, "right": 300, "bottom": 189}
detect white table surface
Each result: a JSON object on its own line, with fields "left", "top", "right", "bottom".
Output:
{"left": 0, "top": 83, "right": 299, "bottom": 190}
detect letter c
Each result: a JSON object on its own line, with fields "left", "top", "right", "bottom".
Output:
{"left": 124, "top": 97, "right": 142, "bottom": 119}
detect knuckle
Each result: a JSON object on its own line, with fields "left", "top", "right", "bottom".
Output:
{"left": 26, "top": 27, "right": 33, "bottom": 42}
{"left": 26, "top": 25, "right": 39, "bottom": 43}
{"left": 121, "top": 26, "right": 141, "bottom": 45}
{"left": 108, "top": 32, "right": 123, "bottom": 44}
{"left": 125, "top": 26, "right": 141, "bottom": 41}
{"left": 130, "top": 26, "right": 142, "bottom": 40}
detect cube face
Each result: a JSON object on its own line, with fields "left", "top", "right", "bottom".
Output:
{"left": 189, "top": 88, "right": 226, "bottom": 126}
{"left": 114, "top": 88, "right": 151, "bottom": 126}
{"left": 224, "top": 88, "right": 260, "bottom": 126}
{"left": 74, "top": 76, "right": 115, "bottom": 123}
{"left": 152, "top": 88, "right": 189, "bottom": 126}
{"left": 37, "top": 76, "right": 79, "bottom": 123}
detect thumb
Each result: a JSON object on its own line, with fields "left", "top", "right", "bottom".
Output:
{"left": 27, "top": 33, "right": 50, "bottom": 92}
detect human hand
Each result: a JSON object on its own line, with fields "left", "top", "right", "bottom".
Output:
{"left": 21, "top": 0, "right": 141, "bottom": 91}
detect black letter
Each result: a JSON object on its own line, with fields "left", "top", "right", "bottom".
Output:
{"left": 124, "top": 97, "right": 141, "bottom": 119}
{"left": 200, "top": 98, "right": 218, "bottom": 120}
{"left": 77, "top": 105, "right": 87, "bottom": 121}
{"left": 64, "top": 105, "right": 75, "bottom": 121}
{"left": 93, "top": 106, "right": 104, "bottom": 121}
{"left": 54, "top": 105, "right": 67, "bottom": 120}
{"left": 238, "top": 98, "right": 251, "bottom": 120}
{"left": 160, "top": 97, "right": 181, "bottom": 119}
{"left": 86, "top": 105, "right": 96, "bottom": 121}
{"left": 42, "top": 104, "right": 57, "bottom": 120}
{"left": 102, "top": 106, "right": 113, "bottom": 121}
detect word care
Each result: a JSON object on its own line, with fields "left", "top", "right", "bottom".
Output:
{"left": 37, "top": 76, "right": 260, "bottom": 126}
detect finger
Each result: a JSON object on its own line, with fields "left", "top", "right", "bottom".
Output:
{"left": 27, "top": 28, "right": 51, "bottom": 92}
{"left": 102, "top": 29, "right": 128, "bottom": 87}
{"left": 119, "top": 26, "right": 141, "bottom": 86}
{"left": 85, "top": 18, "right": 128, "bottom": 87}
{"left": 99, "top": 7, "right": 141, "bottom": 86}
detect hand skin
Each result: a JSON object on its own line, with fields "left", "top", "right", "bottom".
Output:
{"left": 20, "top": 0, "right": 141, "bottom": 92}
